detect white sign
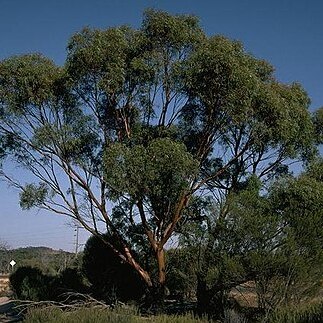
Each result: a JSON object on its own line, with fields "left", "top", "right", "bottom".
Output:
{"left": 9, "top": 260, "right": 16, "bottom": 267}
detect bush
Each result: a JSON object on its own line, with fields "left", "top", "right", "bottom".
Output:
{"left": 58, "top": 268, "right": 86, "bottom": 292}
{"left": 10, "top": 266, "right": 51, "bottom": 301}
{"left": 10, "top": 265, "right": 88, "bottom": 302}
{"left": 46, "top": 267, "right": 88, "bottom": 301}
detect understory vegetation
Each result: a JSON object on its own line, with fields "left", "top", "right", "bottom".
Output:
{"left": 9, "top": 235, "right": 323, "bottom": 322}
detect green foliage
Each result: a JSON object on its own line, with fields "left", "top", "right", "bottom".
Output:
{"left": 142, "top": 9, "right": 203, "bottom": 50}
{"left": 67, "top": 27, "right": 129, "bottom": 95}
{"left": 166, "top": 248, "right": 198, "bottom": 300}
{"left": 32, "top": 113, "right": 100, "bottom": 163}
{"left": 313, "top": 107, "right": 323, "bottom": 144}
{"left": 269, "top": 164, "right": 323, "bottom": 257}
{"left": 19, "top": 183, "right": 49, "bottom": 210}
{"left": 0, "top": 241, "right": 10, "bottom": 272}
{"left": 181, "top": 36, "right": 314, "bottom": 160}
{"left": 104, "top": 138, "right": 198, "bottom": 216}
{"left": 0, "top": 54, "right": 60, "bottom": 111}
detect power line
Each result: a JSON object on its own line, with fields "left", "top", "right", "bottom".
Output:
{"left": 0, "top": 228, "right": 76, "bottom": 238}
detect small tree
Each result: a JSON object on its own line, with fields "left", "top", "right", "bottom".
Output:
{"left": 166, "top": 247, "right": 198, "bottom": 300}
{"left": 178, "top": 161, "right": 323, "bottom": 316}
{"left": 82, "top": 234, "right": 145, "bottom": 302}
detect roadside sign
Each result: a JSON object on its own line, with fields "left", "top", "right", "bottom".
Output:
{"left": 9, "top": 260, "right": 16, "bottom": 267}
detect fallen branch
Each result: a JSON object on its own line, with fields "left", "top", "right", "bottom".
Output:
{"left": 13, "top": 292, "right": 115, "bottom": 316}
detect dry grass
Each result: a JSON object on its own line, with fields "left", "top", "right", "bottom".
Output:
{"left": 23, "top": 306, "right": 209, "bottom": 323}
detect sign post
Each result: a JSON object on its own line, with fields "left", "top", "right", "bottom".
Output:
{"left": 9, "top": 259, "right": 16, "bottom": 272}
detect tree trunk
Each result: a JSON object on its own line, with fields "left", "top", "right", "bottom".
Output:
{"left": 155, "top": 247, "right": 166, "bottom": 304}
{"left": 157, "top": 248, "right": 166, "bottom": 287}
{"left": 141, "top": 247, "right": 167, "bottom": 310}
{"left": 196, "top": 275, "right": 209, "bottom": 314}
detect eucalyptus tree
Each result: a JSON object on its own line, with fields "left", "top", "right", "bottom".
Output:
{"left": 0, "top": 9, "right": 318, "bottom": 300}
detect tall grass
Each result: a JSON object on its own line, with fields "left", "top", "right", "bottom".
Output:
{"left": 23, "top": 306, "right": 209, "bottom": 323}
{"left": 267, "top": 301, "right": 323, "bottom": 323}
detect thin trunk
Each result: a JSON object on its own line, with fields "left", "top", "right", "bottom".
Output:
{"left": 196, "top": 233, "right": 224, "bottom": 317}
{"left": 196, "top": 275, "right": 225, "bottom": 319}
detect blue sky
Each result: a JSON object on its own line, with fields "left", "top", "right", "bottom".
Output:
{"left": 0, "top": 0, "right": 322, "bottom": 251}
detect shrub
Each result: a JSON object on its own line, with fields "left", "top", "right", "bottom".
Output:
{"left": 10, "top": 265, "right": 89, "bottom": 302}
{"left": 46, "top": 267, "right": 88, "bottom": 301}
{"left": 58, "top": 268, "right": 86, "bottom": 292}
{"left": 10, "top": 266, "right": 51, "bottom": 301}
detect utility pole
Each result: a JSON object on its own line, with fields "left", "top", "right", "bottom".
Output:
{"left": 74, "top": 226, "right": 80, "bottom": 255}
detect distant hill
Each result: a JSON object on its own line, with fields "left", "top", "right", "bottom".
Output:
{"left": 0, "top": 246, "right": 76, "bottom": 275}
